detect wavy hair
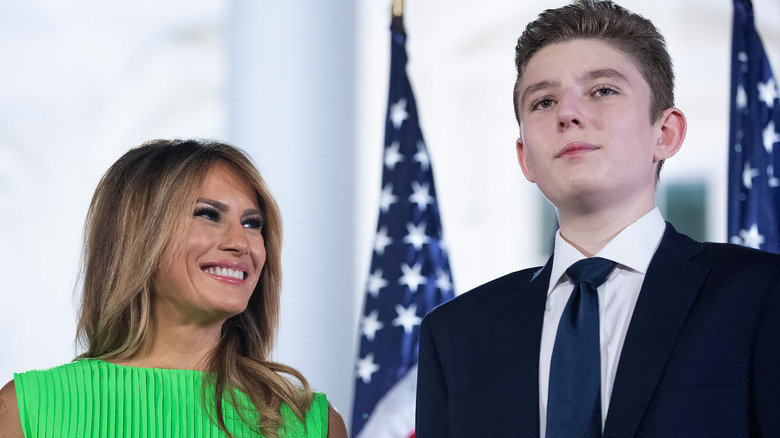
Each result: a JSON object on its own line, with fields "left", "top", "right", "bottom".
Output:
{"left": 75, "top": 139, "right": 311, "bottom": 437}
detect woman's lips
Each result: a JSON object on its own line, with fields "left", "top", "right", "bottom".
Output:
{"left": 201, "top": 261, "right": 250, "bottom": 284}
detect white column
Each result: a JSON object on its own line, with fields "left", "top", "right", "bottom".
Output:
{"left": 227, "top": 0, "right": 357, "bottom": 425}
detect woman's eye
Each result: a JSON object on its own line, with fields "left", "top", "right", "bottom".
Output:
{"left": 194, "top": 207, "right": 220, "bottom": 222}
{"left": 243, "top": 217, "right": 264, "bottom": 230}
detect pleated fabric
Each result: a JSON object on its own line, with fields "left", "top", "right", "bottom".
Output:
{"left": 14, "top": 359, "right": 327, "bottom": 438}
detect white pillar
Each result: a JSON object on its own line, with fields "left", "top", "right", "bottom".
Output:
{"left": 227, "top": 0, "right": 357, "bottom": 425}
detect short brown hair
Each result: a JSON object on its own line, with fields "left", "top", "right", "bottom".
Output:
{"left": 512, "top": 0, "right": 674, "bottom": 125}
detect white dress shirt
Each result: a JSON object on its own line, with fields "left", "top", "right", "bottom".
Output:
{"left": 539, "top": 208, "right": 666, "bottom": 437}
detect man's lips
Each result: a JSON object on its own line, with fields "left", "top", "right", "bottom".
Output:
{"left": 556, "top": 141, "right": 598, "bottom": 158}
{"left": 201, "top": 261, "right": 250, "bottom": 283}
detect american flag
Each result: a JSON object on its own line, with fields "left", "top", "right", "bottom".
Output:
{"left": 728, "top": 0, "right": 780, "bottom": 254}
{"left": 351, "top": 21, "right": 455, "bottom": 438}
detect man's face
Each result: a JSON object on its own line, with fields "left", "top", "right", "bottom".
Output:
{"left": 515, "top": 38, "right": 667, "bottom": 214}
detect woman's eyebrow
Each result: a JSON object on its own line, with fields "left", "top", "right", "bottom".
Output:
{"left": 197, "top": 197, "right": 262, "bottom": 217}
{"left": 196, "top": 198, "right": 228, "bottom": 212}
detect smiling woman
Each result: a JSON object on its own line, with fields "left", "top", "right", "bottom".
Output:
{"left": 152, "top": 162, "right": 268, "bottom": 328}
{"left": 0, "top": 139, "right": 347, "bottom": 438}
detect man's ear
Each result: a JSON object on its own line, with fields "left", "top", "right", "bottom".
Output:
{"left": 516, "top": 138, "right": 536, "bottom": 183}
{"left": 653, "top": 107, "right": 687, "bottom": 162}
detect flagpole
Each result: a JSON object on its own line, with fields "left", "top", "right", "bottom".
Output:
{"left": 392, "top": 0, "right": 404, "bottom": 32}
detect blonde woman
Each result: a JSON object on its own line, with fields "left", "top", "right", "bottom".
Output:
{"left": 0, "top": 139, "right": 347, "bottom": 438}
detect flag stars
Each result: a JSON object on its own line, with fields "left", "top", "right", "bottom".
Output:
{"left": 399, "top": 262, "right": 428, "bottom": 293}
{"left": 757, "top": 77, "right": 778, "bottom": 109}
{"left": 366, "top": 268, "right": 388, "bottom": 299}
{"left": 739, "top": 224, "right": 765, "bottom": 249}
{"left": 415, "top": 140, "right": 430, "bottom": 171}
{"left": 404, "top": 222, "right": 431, "bottom": 250}
{"left": 392, "top": 304, "right": 422, "bottom": 334}
{"left": 763, "top": 120, "right": 779, "bottom": 154}
{"left": 743, "top": 162, "right": 759, "bottom": 190}
{"left": 769, "top": 165, "right": 780, "bottom": 188}
{"left": 384, "top": 141, "right": 404, "bottom": 170}
{"left": 380, "top": 184, "right": 398, "bottom": 213}
{"left": 738, "top": 52, "right": 749, "bottom": 74}
{"left": 356, "top": 353, "right": 380, "bottom": 385}
{"left": 409, "top": 181, "right": 434, "bottom": 211}
{"left": 373, "top": 226, "right": 393, "bottom": 256}
{"left": 390, "top": 98, "right": 409, "bottom": 128}
{"left": 361, "top": 310, "right": 385, "bottom": 341}
{"left": 436, "top": 268, "right": 453, "bottom": 292}
{"left": 736, "top": 84, "right": 748, "bottom": 110}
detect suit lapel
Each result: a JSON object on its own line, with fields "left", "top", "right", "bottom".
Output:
{"left": 491, "top": 258, "right": 551, "bottom": 437}
{"left": 604, "top": 225, "right": 709, "bottom": 437}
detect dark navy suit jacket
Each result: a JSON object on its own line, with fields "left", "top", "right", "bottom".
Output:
{"left": 416, "top": 224, "right": 780, "bottom": 437}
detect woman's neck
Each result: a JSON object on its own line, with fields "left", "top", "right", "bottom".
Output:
{"left": 109, "top": 310, "right": 223, "bottom": 371}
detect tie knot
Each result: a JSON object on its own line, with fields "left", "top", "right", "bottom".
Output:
{"left": 566, "top": 257, "right": 616, "bottom": 288}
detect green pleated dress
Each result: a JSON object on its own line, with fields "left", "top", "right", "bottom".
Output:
{"left": 14, "top": 359, "right": 327, "bottom": 437}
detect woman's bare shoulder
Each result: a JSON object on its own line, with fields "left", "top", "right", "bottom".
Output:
{"left": 0, "top": 380, "right": 24, "bottom": 438}
{"left": 326, "top": 401, "right": 348, "bottom": 438}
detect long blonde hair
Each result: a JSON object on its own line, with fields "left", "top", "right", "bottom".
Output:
{"left": 76, "top": 139, "right": 312, "bottom": 437}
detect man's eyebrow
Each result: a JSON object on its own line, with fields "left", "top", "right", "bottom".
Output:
{"left": 580, "top": 68, "right": 629, "bottom": 83}
{"left": 520, "top": 79, "right": 558, "bottom": 106}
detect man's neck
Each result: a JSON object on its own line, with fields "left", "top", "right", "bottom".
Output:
{"left": 557, "top": 198, "right": 656, "bottom": 257}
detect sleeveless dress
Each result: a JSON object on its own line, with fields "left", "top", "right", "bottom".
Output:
{"left": 14, "top": 359, "right": 327, "bottom": 437}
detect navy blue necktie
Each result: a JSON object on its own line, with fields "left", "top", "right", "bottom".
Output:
{"left": 547, "top": 257, "right": 616, "bottom": 438}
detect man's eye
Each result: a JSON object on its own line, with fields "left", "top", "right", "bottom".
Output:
{"left": 194, "top": 207, "right": 220, "bottom": 222}
{"left": 594, "top": 87, "right": 617, "bottom": 97}
{"left": 532, "top": 98, "right": 553, "bottom": 110}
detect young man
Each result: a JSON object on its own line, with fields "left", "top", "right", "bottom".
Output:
{"left": 416, "top": 1, "right": 780, "bottom": 437}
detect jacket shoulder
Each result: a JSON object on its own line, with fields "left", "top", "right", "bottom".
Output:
{"left": 664, "top": 223, "right": 780, "bottom": 271}
{"left": 424, "top": 267, "right": 542, "bottom": 324}
{"left": 696, "top": 241, "right": 780, "bottom": 274}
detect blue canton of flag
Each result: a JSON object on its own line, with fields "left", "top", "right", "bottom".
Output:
{"left": 351, "top": 24, "right": 455, "bottom": 438}
{"left": 728, "top": 0, "right": 780, "bottom": 253}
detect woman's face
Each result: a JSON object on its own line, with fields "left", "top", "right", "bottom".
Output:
{"left": 152, "top": 162, "right": 266, "bottom": 325}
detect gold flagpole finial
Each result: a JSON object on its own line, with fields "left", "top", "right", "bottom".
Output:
{"left": 392, "top": 0, "right": 404, "bottom": 18}
{"left": 391, "top": 0, "right": 404, "bottom": 31}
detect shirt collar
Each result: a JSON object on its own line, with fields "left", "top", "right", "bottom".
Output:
{"left": 548, "top": 207, "right": 666, "bottom": 296}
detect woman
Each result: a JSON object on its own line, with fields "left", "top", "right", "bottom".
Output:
{"left": 0, "top": 139, "right": 347, "bottom": 437}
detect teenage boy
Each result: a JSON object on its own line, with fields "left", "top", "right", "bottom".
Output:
{"left": 416, "top": 1, "right": 780, "bottom": 437}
